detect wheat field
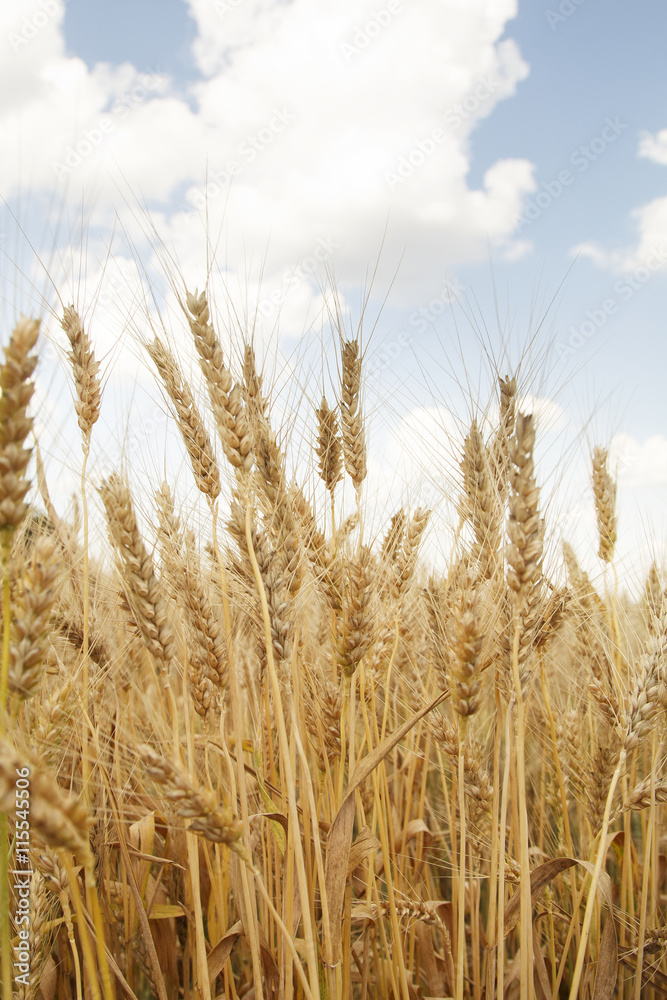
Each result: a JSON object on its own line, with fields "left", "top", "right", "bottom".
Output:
{"left": 0, "top": 277, "right": 665, "bottom": 1000}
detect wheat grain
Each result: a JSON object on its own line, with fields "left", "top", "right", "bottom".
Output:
{"left": 340, "top": 339, "right": 367, "bottom": 491}
{"left": 8, "top": 535, "right": 61, "bottom": 700}
{"left": 506, "top": 412, "right": 544, "bottom": 692}
{"left": 137, "top": 744, "right": 247, "bottom": 858}
{"left": 336, "top": 545, "right": 374, "bottom": 677}
{"left": 592, "top": 446, "right": 617, "bottom": 564}
{"left": 99, "top": 473, "right": 174, "bottom": 674}
{"left": 147, "top": 336, "right": 221, "bottom": 500}
{"left": 60, "top": 306, "right": 101, "bottom": 446}
{"left": 0, "top": 318, "right": 40, "bottom": 534}
{"left": 0, "top": 736, "right": 90, "bottom": 858}
{"left": 461, "top": 420, "right": 502, "bottom": 578}
{"left": 315, "top": 397, "right": 343, "bottom": 493}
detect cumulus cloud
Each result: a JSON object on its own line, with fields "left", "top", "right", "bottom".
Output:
{"left": 609, "top": 432, "right": 667, "bottom": 488}
{"left": 569, "top": 129, "right": 667, "bottom": 274}
{"left": 639, "top": 128, "right": 667, "bottom": 166}
{"left": 4, "top": 0, "right": 535, "bottom": 334}
{"left": 570, "top": 203, "right": 667, "bottom": 275}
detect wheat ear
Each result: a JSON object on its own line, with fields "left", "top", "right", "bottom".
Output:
{"left": 99, "top": 473, "right": 175, "bottom": 674}
{"left": 461, "top": 420, "right": 502, "bottom": 579}
{"left": 316, "top": 396, "right": 343, "bottom": 495}
{"left": 340, "top": 339, "right": 367, "bottom": 492}
{"left": 592, "top": 446, "right": 617, "bottom": 564}
{"left": 0, "top": 318, "right": 39, "bottom": 538}
{"left": 184, "top": 288, "right": 254, "bottom": 472}
{"left": 0, "top": 736, "right": 91, "bottom": 859}
{"left": 8, "top": 535, "right": 61, "bottom": 703}
{"left": 61, "top": 306, "right": 101, "bottom": 448}
{"left": 0, "top": 318, "right": 40, "bottom": 1000}
{"left": 147, "top": 336, "right": 221, "bottom": 499}
{"left": 138, "top": 744, "right": 247, "bottom": 855}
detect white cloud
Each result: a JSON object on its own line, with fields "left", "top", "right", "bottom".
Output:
{"left": 609, "top": 432, "right": 667, "bottom": 488}
{"left": 517, "top": 394, "right": 566, "bottom": 433}
{"left": 568, "top": 129, "right": 667, "bottom": 274}
{"left": 639, "top": 128, "right": 667, "bottom": 166}
{"left": 4, "top": 0, "right": 534, "bottom": 333}
{"left": 569, "top": 241, "right": 613, "bottom": 269}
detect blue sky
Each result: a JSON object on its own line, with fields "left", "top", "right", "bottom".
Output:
{"left": 2, "top": 0, "right": 667, "bottom": 581}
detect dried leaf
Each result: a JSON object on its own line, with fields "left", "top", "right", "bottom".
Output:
{"left": 347, "top": 826, "right": 381, "bottom": 879}
{"left": 208, "top": 920, "right": 242, "bottom": 983}
{"left": 504, "top": 855, "right": 618, "bottom": 1000}
{"left": 414, "top": 919, "right": 450, "bottom": 997}
{"left": 504, "top": 857, "right": 577, "bottom": 936}
{"left": 324, "top": 690, "right": 448, "bottom": 966}
{"left": 533, "top": 929, "right": 551, "bottom": 1000}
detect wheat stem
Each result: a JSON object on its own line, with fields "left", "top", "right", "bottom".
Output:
{"left": 510, "top": 622, "right": 533, "bottom": 999}
{"left": 484, "top": 677, "right": 501, "bottom": 998}
{"left": 568, "top": 750, "right": 625, "bottom": 999}
{"left": 456, "top": 718, "right": 467, "bottom": 1000}
{"left": 210, "top": 503, "right": 265, "bottom": 1000}
{"left": 243, "top": 500, "right": 320, "bottom": 996}
{"left": 497, "top": 699, "right": 512, "bottom": 1000}
{"left": 61, "top": 852, "right": 103, "bottom": 1000}
{"left": 80, "top": 454, "right": 92, "bottom": 812}
{"left": 634, "top": 733, "right": 655, "bottom": 1000}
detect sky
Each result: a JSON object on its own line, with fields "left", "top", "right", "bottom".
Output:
{"left": 1, "top": 0, "right": 667, "bottom": 588}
